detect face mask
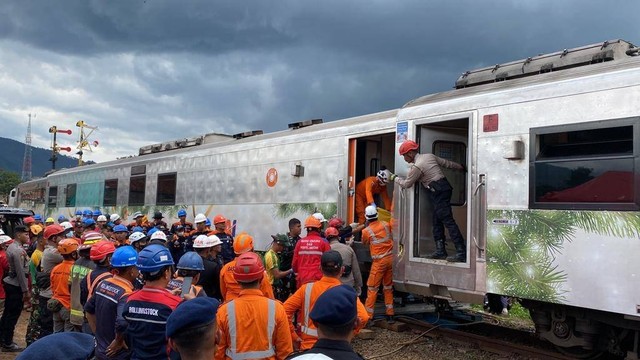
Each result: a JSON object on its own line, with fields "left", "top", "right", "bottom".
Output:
{"left": 66, "top": 231, "right": 74, "bottom": 238}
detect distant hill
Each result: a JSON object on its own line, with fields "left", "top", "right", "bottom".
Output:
{"left": 0, "top": 137, "right": 93, "bottom": 178}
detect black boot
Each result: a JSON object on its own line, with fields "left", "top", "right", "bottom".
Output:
{"left": 427, "top": 239, "right": 447, "bottom": 259}
{"left": 447, "top": 238, "right": 466, "bottom": 262}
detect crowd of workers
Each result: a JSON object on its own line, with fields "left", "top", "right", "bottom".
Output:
{"left": 0, "top": 139, "right": 466, "bottom": 359}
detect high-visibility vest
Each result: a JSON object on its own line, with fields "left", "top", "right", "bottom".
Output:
{"left": 301, "top": 282, "right": 317, "bottom": 337}
{"left": 226, "top": 298, "right": 276, "bottom": 359}
{"left": 364, "top": 221, "right": 393, "bottom": 260}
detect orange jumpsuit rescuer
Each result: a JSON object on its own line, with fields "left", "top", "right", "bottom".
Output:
{"left": 361, "top": 205, "right": 395, "bottom": 323}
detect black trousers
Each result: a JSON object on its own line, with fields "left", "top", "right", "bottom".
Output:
{"left": 0, "top": 282, "right": 24, "bottom": 346}
{"left": 38, "top": 295, "right": 53, "bottom": 339}
{"left": 428, "top": 178, "right": 464, "bottom": 245}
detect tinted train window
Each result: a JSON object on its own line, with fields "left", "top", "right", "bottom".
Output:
{"left": 156, "top": 173, "right": 177, "bottom": 205}
{"left": 65, "top": 184, "right": 77, "bottom": 207}
{"left": 128, "top": 176, "right": 146, "bottom": 206}
{"left": 104, "top": 179, "right": 118, "bottom": 206}
{"left": 530, "top": 119, "right": 638, "bottom": 210}
{"left": 48, "top": 186, "right": 58, "bottom": 207}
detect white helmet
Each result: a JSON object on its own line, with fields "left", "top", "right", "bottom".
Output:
{"left": 194, "top": 213, "right": 207, "bottom": 224}
{"left": 207, "top": 235, "right": 222, "bottom": 247}
{"left": 193, "top": 234, "right": 210, "bottom": 248}
{"left": 60, "top": 221, "right": 73, "bottom": 231}
{"left": 365, "top": 205, "right": 378, "bottom": 220}
{"left": 150, "top": 231, "right": 167, "bottom": 242}
{"left": 110, "top": 214, "right": 120, "bottom": 222}
{"left": 132, "top": 211, "right": 143, "bottom": 219}
{"left": 377, "top": 169, "right": 389, "bottom": 184}
{"left": 0, "top": 235, "right": 12, "bottom": 244}
{"left": 128, "top": 232, "right": 147, "bottom": 244}
{"left": 312, "top": 212, "right": 327, "bottom": 223}
{"left": 97, "top": 215, "right": 107, "bottom": 222}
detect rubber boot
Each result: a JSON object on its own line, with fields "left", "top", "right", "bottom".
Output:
{"left": 427, "top": 239, "right": 447, "bottom": 259}
{"left": 447, "top": 238, "right": 466, "bottom": 262}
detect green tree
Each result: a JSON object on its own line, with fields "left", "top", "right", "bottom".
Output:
{"left": 0, "top": 169, "right": 21, "bottom": 202}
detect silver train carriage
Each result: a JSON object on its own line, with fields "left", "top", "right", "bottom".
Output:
{"left": 12, "top": 39, "right": 640, "bottom": 357}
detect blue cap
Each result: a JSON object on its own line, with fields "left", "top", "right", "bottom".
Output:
{"left": 113, "top": 224, "right": 128, "bottom": 233}
{"left": 132, "top": 226, "right": 144, "bottom": 233}
{"left": 83, "top": 218, "right": 96, "bottom": 227}
{"left": 166, "top": 297, "right": 220, "bottom": 338}
{"left": 310, "top": 285, "right": 358, "bottom": 327}
{"left": 57, "top": 215, "right": 67, "bottom": 222}
{"left": 17, "top": 332, "right": 95, "bottom": 360}
{"left": 147, "top": 227, "right": 158, "bottom": 237}
{"left": 111, "top": 246, "right": 138, "bottom": 267}
{"left": 34, "top": 214, "right": 42, "bottom": 221}
{"left": 92, "top": 209, "right": 102, "bottom": 216}
{"left": 75, "top": 210, "right": 82, "bottom": 216}
{"left": 177, "top": 209, "right": 187, "bottom": 217}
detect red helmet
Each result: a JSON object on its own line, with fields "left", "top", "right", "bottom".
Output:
{"left": 57, "top": 238, "right": 79, "bottom": 255}
{"left": 213, "top": 214, "right": 227, "bottom": 224}
{"left": 233, "top": 252, "right": 264, "bottom": 283}
{"left": 90, "top": 240, "right": 116, "bottom": 261}
{"left": 304, "top": 215, "right": 322, "bottom": 229}
{"left": 399, "top": 140, "right": 419, "bottom": 155}
{"left": 324, "top": 226, "right": 340, "bottom": 238}
{"left": 43, "top": 224, "right": 65, "bottom": 240}
{"left": 328, "top": 217, "right": 344, "bottom": 229}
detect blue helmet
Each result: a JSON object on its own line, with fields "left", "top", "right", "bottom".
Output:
{"left": 75, "top": 210, "right": 82, "bottom": 216}
{"left": 177, "top": 209, "right": 187, "bottom": 217}
{"left": 147, "top": 227, "right": 158, "bottom": 237}
{"left": 93, "top": 209, "right": 102, "bottom": 216}
{"left": 113, "top": 224, "right": 128, "bottom": 233}
{"left": 137, "top": 244, "right": 174, "bottom": 273}
{"left": 205, "top": 218, "right": 211, "bottom": 227}
{"left": 57, "top": 215, "right": 67, "bottom": 223}
{"left": 132, "top": 226, "right": 144, "bottom": 233}
{"left": 83, "top": 210, "right": 92, "bottom": 217}
{"left": 34, "top": 214, "right": 42, "bottom": 221}
{"left": 83, "top": 218, "right": 96, "bottom": 227}
{"left": 177, "top": 251, "right": 205, "bottom": 271}
{"left": 111, "top": 246, "right": 138, "bottom": 268}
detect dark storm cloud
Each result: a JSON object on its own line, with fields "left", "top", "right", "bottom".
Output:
{"left": 0, "top": 0, "right": 638, "bottom": 161}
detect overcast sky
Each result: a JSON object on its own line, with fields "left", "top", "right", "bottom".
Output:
{"left": 1, "top": 0, "right": 638, "bottom": 163}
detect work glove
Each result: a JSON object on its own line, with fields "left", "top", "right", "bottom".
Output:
{"left": 389, "top": 172, "right": 397, "bottom": 181}
{"left": 369, "top": 202, "right": 377, "bottom": 208}
{"left": 350, "top": 222, "right": 359, "bottom": 229}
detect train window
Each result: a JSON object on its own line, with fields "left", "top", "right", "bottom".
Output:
{"left": 433, "top": 141, "right": 467, "bottom": 206}
{"left": 128, "top": 176, "right": 146, "bottom": 206}
{"left": 530, "top": 119, "right": 639, "bottom": 210}
{"left": 104, "top": 179, "right": 118, "bottom": 206}
{"left": 156, "top": 173, "right": 177, "bottom": 205}
{"left": 65, "top": 184, "right": 77, "bottom": 207}
{"left": 47, "top": 186, "right": 58, "bottom": 207}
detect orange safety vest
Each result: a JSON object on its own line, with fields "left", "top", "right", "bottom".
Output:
{"left": 216, "top": 289, "right": 293, "bottom": 360}
{"left": 220, "top": 259, "right": 275, "bottom": 302}
{"left": 50, "top": 260, "right": 74, "bottom": 309}
{"left": 284, "top": 276, "right": 370, "bottom": 350}
{"left": 362, "top": 220, "right": 394, "bottom": 260}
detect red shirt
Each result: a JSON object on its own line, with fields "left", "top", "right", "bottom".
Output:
{"left": 0, "top": 250, "right": 8, "bottom": 299}
{"left": 292, "top": 232, "right": 330, "bottom": 287}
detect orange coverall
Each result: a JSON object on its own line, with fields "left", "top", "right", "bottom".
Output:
{"left": 355, "top": 176, "right": 392, "bottom": 224}
{"left": 216, "top": 289, "right": 293, "bottom": 360}
{"left": 283, "top": 276, "right": 370, "bottom": 350}
{"left": 220, "top": 259, "right": 275, "bottom": 302}
{"left": 51, "top": 260, "right": 75, "bottom": 309}
{"left": 362, "top": 220, "right": 394, "bottom": 317}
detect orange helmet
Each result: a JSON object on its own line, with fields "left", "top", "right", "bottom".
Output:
{"left": 304, "top": 215, "right": 322, "bottom": 229}
{"left": 57, "top": 238, "right": 79, "bottom": 255}
{"left": 213, "top": 214, "right": 227, "bottom": 224}
{"left": 233, "top": 252, "right": 264, "bottom": 283}
{"left": 233, "top": 232, "right": 254, "bottom": 254}
{"left": 324, "top": 226, "right": 340, "bottom": 239}
{"left": 43, "top": 224, "right": 65, "bottom": 240}
{"left": 399, "top": 140, "right": 419, "bottom": 155}
{"left": 90, "top": 240, "right": 116, "bottom": 261}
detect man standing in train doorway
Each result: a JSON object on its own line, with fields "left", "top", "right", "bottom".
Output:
{"left": 384, "top": 139, "right": 467, "bottom": 262}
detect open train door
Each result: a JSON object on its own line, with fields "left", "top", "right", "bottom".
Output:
{"left": 393, "top": 114, "right": 485, "bottom": 304}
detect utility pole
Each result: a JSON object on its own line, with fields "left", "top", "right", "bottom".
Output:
{"left": 21, "top": 114, "right": 33, "bottom": 181}
{"left": 48, "top": 126, "right": 72, "bottom": 170}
